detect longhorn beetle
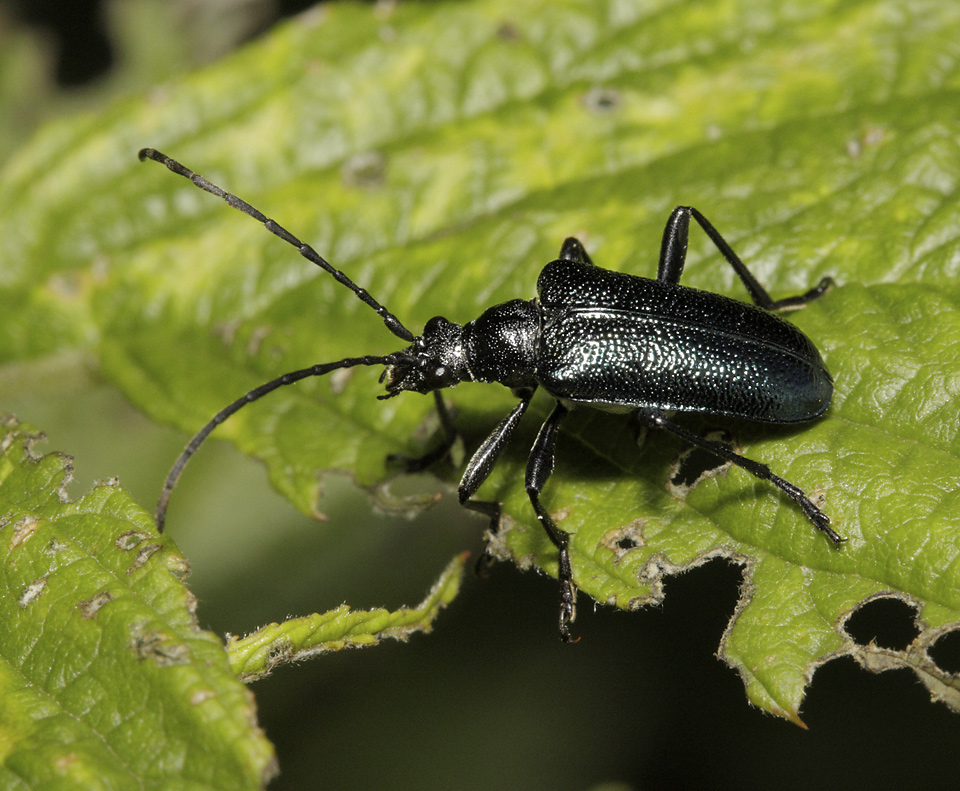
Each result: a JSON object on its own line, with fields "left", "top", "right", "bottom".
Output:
{"left": 140, "top": 147, "right": 842, "bottom": 642}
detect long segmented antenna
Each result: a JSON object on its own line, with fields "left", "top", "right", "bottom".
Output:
{"left": 155, "top": 354, "right": 402, "bottom": 532}
{"left": 138, "top": 148, "right": 414, "bottom": 342}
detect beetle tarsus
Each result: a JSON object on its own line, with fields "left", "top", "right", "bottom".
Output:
{"left": 770, "top": 276, "right": 836, "bottom": 311}
{"left": 557, "top": 545, "right": 579, "bottom": 643}
{"left": 797, "top": 498, "right": 845, "bottom": 547}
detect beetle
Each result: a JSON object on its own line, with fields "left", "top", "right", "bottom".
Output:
{"left": 140, "top": 147, "right": 842, "bottom": 641}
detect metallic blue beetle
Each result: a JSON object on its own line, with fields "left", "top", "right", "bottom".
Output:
{"left": 142, "top": 149, "right": 839, "bottom": 641}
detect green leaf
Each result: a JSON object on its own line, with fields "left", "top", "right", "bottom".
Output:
{"left": 3, "top": 0, "right": 960, "bottom": 722}
{"left": 227, "top": 551, "right": 468, "bottom": 682}
{"left": 0, "top": 417, "right": 277, "bottom": 789}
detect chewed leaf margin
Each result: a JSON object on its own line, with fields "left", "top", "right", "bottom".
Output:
{"left": 0, "top": 416, "right": 277, "bottom": 789}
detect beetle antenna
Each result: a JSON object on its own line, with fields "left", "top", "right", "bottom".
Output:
{"left": 138, "top": 148, "right": 414, "bottom": 342}
{"left": 155, "top": 353, "right": 401, "bottom": 532}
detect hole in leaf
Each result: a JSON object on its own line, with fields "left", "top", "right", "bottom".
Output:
{"left": 581, "top": 86, "right": 622, "bottom": 114}
{"left": 672, "top": 447, "right": 726, "bottom": 488}
{"left": 667, "top": 430, "right": 735, "bottom": 496}
{"left": 496, "top": 21, "right": 521, "bottom": 41}
{"left": 928, "top": 630, "right": 960, "bottom": 674}
{"left": 341, "top": 151, "right": 386, "bottom": 189}
{"left": 600, "top": 520, "right": 646, "bottom": 562}
{"left": 845, "top": 597, "right": 919, "bottom": 651}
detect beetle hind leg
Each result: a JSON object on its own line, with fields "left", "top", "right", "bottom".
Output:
{"left": 657, "top": 206, "right": 835, "bottom": 312}
{"left": 640, "top": 408, "right": 844, "bottom": 547}
{"left": 558, "top": 237, "right": 595, "bottom": 265}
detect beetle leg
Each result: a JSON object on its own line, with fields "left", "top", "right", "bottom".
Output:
{"left": 766, "top": 276, "right": 835, "bottom": 311}
{"left": 558, "top": 237, "right": 595, "bottom": 265}
{"left": 656, "top": 207, "right": 691, "bottom": 285}
{"left": 525, "top": 402, "right": 578, "bottom": 642}
{"left": 387, "top": 391, "right": 459, "bottom": 472}
{"left": 640, "top": 408, "right": 845, "bottom": 547}
{"left": 458, "top": 389, "right": 535, "bottom": 535}
{"left": 657, "top": 206, "right": 834, "bottom": 312}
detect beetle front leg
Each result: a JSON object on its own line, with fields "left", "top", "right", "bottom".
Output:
{"left": 388, "top": 391, "right": 458, "bottom": 472}
{"left": 458, "top": 390, "right": 534, "bottom": 538}
{"left": 640, "top": 408, "right": 845, "bottom": 546}
{"left": 657, "top": 206, "right": 834, "bottom": 311}
{"left": 525, "top": 402, "right": 577, "bottom": 642}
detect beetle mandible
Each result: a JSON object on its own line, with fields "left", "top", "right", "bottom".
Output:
{"left": 140, "top": 148, "right": 842, "bottom": 642}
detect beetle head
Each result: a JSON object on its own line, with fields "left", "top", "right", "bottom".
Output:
{"left": 381, "top": 316, "right": 469, "bottom": 396}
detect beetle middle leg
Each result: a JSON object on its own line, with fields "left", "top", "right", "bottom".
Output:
{"left": 657, "top": 206, "right": 834, "bottom": 310}
{"left": 640, "top": 408, "right": 844, "bottom": 546}
{"left": 525, "top": 401, "right": 577, "bottom": 641}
